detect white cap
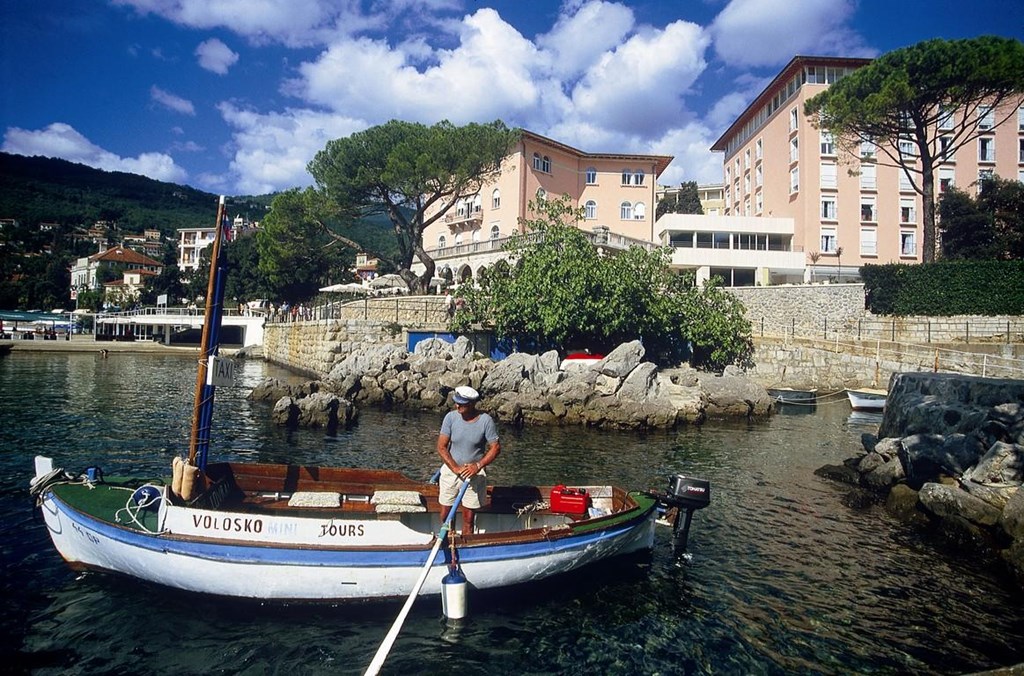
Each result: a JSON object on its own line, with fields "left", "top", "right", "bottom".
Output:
{"left": 452, "top": 385, "right": 480, "bottom": 404}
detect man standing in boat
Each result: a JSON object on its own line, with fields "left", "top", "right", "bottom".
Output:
{"left": 437, "top": 385, "right": 500, "bottom": 536}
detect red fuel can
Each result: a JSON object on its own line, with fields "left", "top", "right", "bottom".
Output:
{"left": 550, "top": 485, "right": 590, "bottom": 515}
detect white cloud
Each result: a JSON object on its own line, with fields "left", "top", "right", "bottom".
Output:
{"left": 536, "top": 1, "right": 635, "bottom": 80}
{"left": 216, "top": 103, "right": 367, "bottom": 194}
{"left": 2, "top": 123, "right": 188, "bottom": 183}
{"left": 196, "top": 38, "right": 239, "bottom": 74}
{"left": 711, "top": 0, "right": 871, "bottom": 67}
{"left": 150, "top": 86, "right": 196, "bottom": 115}
{"left": 568, "top": 20, "right": 709, "bottom": 137}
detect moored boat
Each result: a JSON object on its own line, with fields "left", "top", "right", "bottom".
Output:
{"left": 767, "top": 386, "right": 818, "bottom": 405}
{"left": 846, "top": 387, "right": 887, "bottom": 411}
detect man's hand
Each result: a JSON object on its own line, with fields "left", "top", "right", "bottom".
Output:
{"left": 457, "top": 462, "right": 480, "bottom": 480}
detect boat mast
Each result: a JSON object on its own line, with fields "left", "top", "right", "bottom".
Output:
{"left": 187, "top": 195, "right": 229, "bottom": 470}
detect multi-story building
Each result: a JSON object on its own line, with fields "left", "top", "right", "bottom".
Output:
{"left": 655, "top": 183, "right": 726, "bottom": 216}
{"left": 414, "top": 130, "right": 672, "bottom": 284}
{"left": 70, "top": 245, "right": 163, "bottom": 298}
{"left": 710, "top": 55, "right": 1024, "bottom": 282}
{"left": 177, "top": 215, "right": 259, "bottom": 274}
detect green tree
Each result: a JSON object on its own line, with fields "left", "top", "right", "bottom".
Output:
{"left": 804, "top": 36, "right": 1024, "bottom": 263}
{"left": 452, "top": 196, "right": 753, "bottom": 370}
{"left": 939, "top": 176, "right": 1024, "bottom": 260}
{"left": 307, "top": 119, "right": 519, "bottom": 293}
{"left": 656, "top": 181, "right": 704, "bottom": 219}
{"left": 256, "top": 189, "right": 352, "bottom": 302}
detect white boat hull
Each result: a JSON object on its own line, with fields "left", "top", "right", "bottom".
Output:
{"left": 846, "top": 388, "right": 886, "bottom": 411}
{"left": 39, "top": 486, "right": 655, "bottom": 601}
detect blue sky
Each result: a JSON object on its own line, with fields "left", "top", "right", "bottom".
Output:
{"left": 2, "top": 0, "right": 1021, "bottom": 195}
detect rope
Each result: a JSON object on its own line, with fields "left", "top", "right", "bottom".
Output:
{"left": 114, "top": 485, "right": 166, "bottom": 535}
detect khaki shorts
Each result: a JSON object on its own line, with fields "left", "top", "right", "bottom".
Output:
{"left": 438, "top": 465, "right": 487, "bottom": 510}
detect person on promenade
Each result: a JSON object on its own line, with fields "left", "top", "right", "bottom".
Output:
{"left": 436, "top": 385, "right": 500, "bottom": 536}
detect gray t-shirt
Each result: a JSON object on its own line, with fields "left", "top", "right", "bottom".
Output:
{"left": 440, "top": 411, "right": 499, "bottom": 465}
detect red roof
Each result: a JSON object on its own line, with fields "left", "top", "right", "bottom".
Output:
{"left": 89, "top": 246, "right": 162, "bottom": 267}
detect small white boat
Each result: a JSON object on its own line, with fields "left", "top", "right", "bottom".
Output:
{"left": 767, "top": 387, "right": 818, "bottom": 405}
{"left": 846, "top": 387, "right": 887, "bottom": 411}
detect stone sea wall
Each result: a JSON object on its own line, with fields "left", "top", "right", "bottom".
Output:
{"left": 252, "top": 337, "right": 775, "bottom": 430}
{"left": 817, "top": 371, "right": 1024, "bottom": 589}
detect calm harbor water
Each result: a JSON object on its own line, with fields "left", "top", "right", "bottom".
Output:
{"left": 2, "top": 351, "right": 1023, "bottom": 675}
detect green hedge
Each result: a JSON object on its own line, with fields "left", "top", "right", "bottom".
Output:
{"left": 862, "top": 261, "right": 1024, "bottom": 315}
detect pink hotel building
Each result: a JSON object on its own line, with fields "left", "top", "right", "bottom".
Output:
{"left": 709, "top": 55, "right": 1024, "bottom": 284}
{"left": 417, "top": 56, "right": 1024, "bottom": 287}
{"left": 415, "top": 131, "right": 672, "bottom": 285}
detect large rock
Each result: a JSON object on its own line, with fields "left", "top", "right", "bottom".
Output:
{"left": 918, "top": 481, "right": 1002, "bottom": 528}
{"left": 598, "top": 341, "right": 644, "bottom": 378}
{"left": 897, "top": 433, "right": 986, "bottom": 488}
{"left": 700, "top": 371, "right": 772, "bottom": 418}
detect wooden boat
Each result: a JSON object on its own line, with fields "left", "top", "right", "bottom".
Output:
{"left": 767, "top": 386, "right": 818, "bottom": 405}
{"left": 846, "top": 387, "right": 887, "bottom": 411}
{"left": 31, "top": 458, "right": 660, "bottom": 601}
{"left": 30, "top": 197, "right": 708, "bottom": 603}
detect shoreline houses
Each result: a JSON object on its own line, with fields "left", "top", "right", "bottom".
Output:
{"left": 416, "top": 55, "right": 1024, "bottom": 289}
{"left": 69, "top": 246, "right": 163, "bottom": 308}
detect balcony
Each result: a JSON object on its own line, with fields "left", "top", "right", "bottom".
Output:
{"left": 444, "top": 208, "right": 483, "bottom": 230}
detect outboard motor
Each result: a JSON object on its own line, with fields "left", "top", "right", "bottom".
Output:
{"left": 653, "top": 474, "right": 710, "bottom": 556}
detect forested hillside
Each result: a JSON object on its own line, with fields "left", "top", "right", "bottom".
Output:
{"left": 0, "top": 152, "right": 268, "bottom": 234}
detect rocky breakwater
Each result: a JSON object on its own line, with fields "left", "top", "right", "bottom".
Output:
{"left": 249, "top": 337, "right": 773, "bottom": 429}
{"left": 818, "top": 371, "right": 1024, "bottom": 588}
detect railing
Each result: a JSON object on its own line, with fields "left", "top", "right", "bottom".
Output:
{"left": 267, "top": 295, "right": 451, "bottom": 326}
{"left": 753, "top": 316, "right": 1024, "bottom": 380}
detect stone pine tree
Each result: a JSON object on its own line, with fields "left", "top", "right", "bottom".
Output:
{"left": 307, "top": 120, "right": 519, "bottom": 293}
{"left": 656, "top": 181, "right": 703, "bottom": 219}
{"left": 804, "top": 36, "right": 1024, "bottom": 263}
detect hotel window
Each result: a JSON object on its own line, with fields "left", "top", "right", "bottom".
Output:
{"left": 860, "top": 227, "right": 877, "bottom": 256}
{"left": 820, "top": 226, "right": 838, "bottom": 253}
{"left": 898, "top": 137, "right": 916, "bottom": 158}
{"left": 979, "top": 168, "right": 994, "bottom": 186}
{"left": 492, "top": 189, "right": 500, "bottom": 209}
{"left": 621, "top": 169, "right": 632, "bottom": 185}
{"left": 900, "top": 198, "right": 916, "bottom": 224}
{"left": 541, "top": 156, "right": 551, "bottom": 173}
{"left": 755, "top": 191, "right": 763, "bottom": 214}
{"left": 860, "top": 163, "right": 876, "bottom": 190}
{"left": 820, "top": 131, "right": 835, "bottom": 156}
{"left": 939, "top": 167, "right": 955, "bottom": 193}
{"left": 744, "top": 149, "right": 750, "bottom": 170}
{"left": 899, "top": 169, "right": 914, "bottom": 192}
{"left": 744, "top": 174, "right": 750, "bottom": 193}
{"left": 790, "top": 167, "right": 799, "bottom": 193}
{"left": 938, "top": 105, "right": 955, "bottom": 131}
{"left": 860, "top": 139, "right": 876, "bottom": 158}
{"left": 755, "top": 138, "right": 763, "bottom": 160}
{"left": 438, "top": 235, "right": 447, "bottom": 249}
{"left": 820, "top": 162, "right": 837, "bottom": 189}
{"left": 789, "top": 107, "right": 798, "bottom": 132}
{"left": 725, "top": 167, "right": 731, "bottom": 183}
{"left": 585, "top": 167, "right": 597, "bottom": 184}
{"left": 979, "top": 137, "right": 995, "bottom": 162}
{"left": 633, "top": 169, "right": 645, "bottom": 186}
{"left": 454, "top": 233, "right": 463, "bottom": 247}
{"left": 456, "top": 199, "right": 467, "bottom": 217}
{"left": 620, "top": 201, "right": 633, "bottom": 220}
{"left": 1019, "top": 105, "right": 1024, "bottom": 131}
{"left": 821, "top": 195, "right": 837, "bottom": 221}
{"left": 861, "top": 195, "right": 876, "bottom": 222}
{"left": 532, "top": 153, "right": 542, "bottom": 170}
{"left": 584, "top": 200, "right": 597, "bottom": 220}
{"left": 490, "top": 224, "right": 500, "bottom": 239}
{"left": 979, "top": 106, "right": 994, "bottom": 130}
{"left": 472, "top": 194, "right": 482, "bottom": 213}
{"left": 790, "top": 137, "right": 799, "bottom": 162}
{"left": 536, "top": 188, "right": 547, "bottom": 202}
{"left": 755, "top": 164, "right": 763, "bottom": 187}
{"left": 634, "top": 202, "right": 646, "bottom": 220}
{"left": 938, "top": 136, "right": 953, "bottom": 161}
{"left": 744, "top": 197, "right": 750, "bottom": 216}
{"left": 1019, "top": 138, "right": 1024, "bottom": 163}
{"left": 900, "top": 230, "right": 917, "bottom": 256}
